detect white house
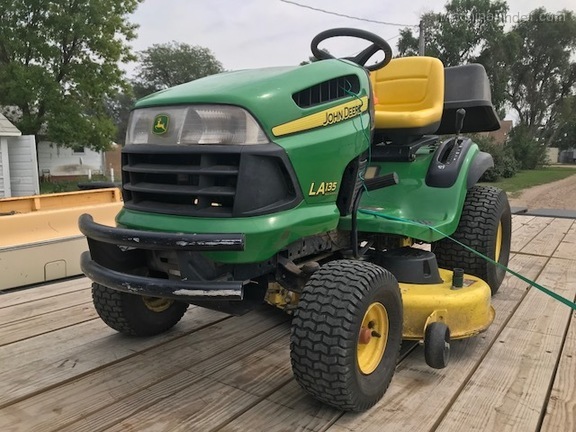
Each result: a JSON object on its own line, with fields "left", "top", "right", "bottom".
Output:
{"left": 0, "top": 114, "right": 21, "bottom": 198}
{"left": 0, "top": 114, "right": 41, "bottom": 198}
{"left": 37, "top": 141, "right": 105, "bottom": 179}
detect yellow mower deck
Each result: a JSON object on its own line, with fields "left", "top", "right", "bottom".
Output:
{"left": 401, "top": 268, "right": 495, "bottom": 340}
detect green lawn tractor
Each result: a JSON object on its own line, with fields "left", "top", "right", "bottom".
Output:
{"left": 79, "top": 28, "right": 511, "bottom": 412}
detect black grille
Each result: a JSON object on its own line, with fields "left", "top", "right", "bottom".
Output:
{"left": 122, "top": 144, "right": 302, "bottom": 218}
{"left": 292, "top": 74, "right": 361, "bottom": 108}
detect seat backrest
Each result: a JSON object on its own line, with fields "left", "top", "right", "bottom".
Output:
{"left": 370, "top": 56, "right": 445, "bottom": 134}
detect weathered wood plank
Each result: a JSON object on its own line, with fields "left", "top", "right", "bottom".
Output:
{"left": 107, "top": 376, "right": 261, "bottom": 432}
{"left": 89, "top": 332, "right": 293, "bottom": 432}
{"left": 0, "top": 309, "right": 287, "bottom": 432}
{"left": 541, "top": 312, "right": 576, "bottom": 432}
{"left": 512, "top": 215, "right": 534, "bottom": 233}
{"left": 519, "top": 218, "right": 573, "bottom": 257}
{"left": 0, "top": 277, "right": 89, "bottom": 309}
{"left": 0, "top": 302, "right": 98, "bottom": 346}
{"left": 327, "top": 253, "right": 549, "bottom": 432}
{"left": 435, "top": 257, "right": 576, "bottom": 432}
{"left": 0, "top": 289, "right": 91, "bottom": 325}
{"left": 220, "top": 380, "right": 341, "bottom": 432}
{"left": 0, "top": 306, "right": 228, "bottom": 408}
{"left": 511, "top": 216, "right": 553, "bottom": 253}
{"left": 553, "top": 220, "right": 576, "bottom": 260}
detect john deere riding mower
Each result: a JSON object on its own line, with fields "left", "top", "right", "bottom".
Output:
{"left": 79, "top": 28, "right": 511, "bottom": 411}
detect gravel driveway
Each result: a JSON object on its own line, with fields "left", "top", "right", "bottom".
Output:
{"left": 507, "top": 173, "right": 576, "bottom": 210}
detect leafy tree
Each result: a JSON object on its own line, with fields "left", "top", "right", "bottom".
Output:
{"left": 508, "top": 125, "right": 549, "bottom": 169}
{"left": 105, "top": 90, "right": 135, "bottom": 145}
{"left": 503, "top": 9, "right": 576, "bottom": 137}
{"left": 554, "top": 96, "right": 576, "bottom": 151}
{"left": 134, "top": 42, "right": 224, "bottom": 96}
{"left": 0, "top": 0, "right": 141, "bottom": 150}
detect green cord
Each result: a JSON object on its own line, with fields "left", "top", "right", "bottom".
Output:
{"left": 359, "top": 208, "right": 576, "bottom": 311}
{"left": 341, "top": 82, "right": 372, "bottom": 190}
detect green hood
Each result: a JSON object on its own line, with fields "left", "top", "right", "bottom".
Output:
{"left": 134, "top": 60, "right": 370, "bottom": 136}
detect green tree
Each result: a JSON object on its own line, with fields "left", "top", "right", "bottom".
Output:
{"left": 554, "top": 96, "right": 576, "bottom": 151}
{"left": 105, "top": 90, "right": 135, "bottom": 145}
{"left": 501, "top": 9, "right": 576, "bottom": 167}
{"left": 0, "top": 0, "right": 141, "bottom": 150}
{"left": 134, "top": 42, "right": 224, "bottom": 96}
{"left": 504, "top": 9, "right": 576, "bottom": 135}
{"left": 508, "top": 124, "right": 549, "bottom": 169}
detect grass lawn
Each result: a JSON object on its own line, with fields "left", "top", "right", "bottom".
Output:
{"left": 39, "top": 175, "right": 110, "bottom": 194}
{"left": 482, "top": 166, "right": 576, "bottom": 196}
{"left": 40, "top": 179, "right": 81, "bottom": 194}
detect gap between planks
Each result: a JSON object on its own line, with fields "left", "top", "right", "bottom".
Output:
{"left": 0, "top": 309, "right": 288, "bottom": 431}
{"left": 433, "top": 255, "right": 576, "bottom": 432}
{"left": 0, "top": 277, "right": 91, "bottom": 309}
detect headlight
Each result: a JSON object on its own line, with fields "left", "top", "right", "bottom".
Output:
{"left": 127, "top": 105, "right": 269, "bottom": 145}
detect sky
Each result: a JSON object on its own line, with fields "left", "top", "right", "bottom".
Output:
{"left": 127, "top": 0, "right": 575, "bottom": 73}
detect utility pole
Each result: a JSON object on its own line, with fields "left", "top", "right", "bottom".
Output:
{"left": 418, "top": 20, "right": 425, "bottom": 55}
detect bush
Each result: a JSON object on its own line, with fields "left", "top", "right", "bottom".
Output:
{"left": 507, "top": 125, "right": 548, "bottom": 169}
{"left": 472, "top": 135, "right": 519, "bottom": 182}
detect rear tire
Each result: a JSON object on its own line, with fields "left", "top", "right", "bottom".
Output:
{"left": 290, "top": 260, "right": 402, "bottom": 411}
{"left": 433, "top": 185, "right": 511, "bottom": 295}
{"left": 92, "top": 283, "right": 188, "bottom": 336}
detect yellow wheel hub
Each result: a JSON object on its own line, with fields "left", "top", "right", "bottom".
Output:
{"left": 495, "top": 221, "right": 503, "bottom": 262}
{"left": 357, "top": 302, "right": 389, "bottom": 375}
{"left": 142, "top": 296, "right": 173, "bottom": 313}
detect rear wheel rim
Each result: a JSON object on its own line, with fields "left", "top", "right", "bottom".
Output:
{"left": 142, "top": 296, "right": 173, "bottom": 313}
{"left": 495, "top": 221, "right": 503, "bottom": 262}
{"left": 357, "top": 302, "right": 389, "bottom": 374}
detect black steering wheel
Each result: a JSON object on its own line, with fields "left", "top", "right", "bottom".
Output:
{"left": 311, "top": 28, "right": 393, "bottom": 71}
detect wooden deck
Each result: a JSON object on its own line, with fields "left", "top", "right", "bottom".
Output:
{"left": 1, "top": 215, "right": 575, "bottom": 432}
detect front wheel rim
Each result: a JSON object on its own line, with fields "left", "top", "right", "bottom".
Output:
{"left": 357, "top": 302, "right": 389, "bottom": 375}
{"left": 142, "top": 296, "right": 174, "bottom": 313}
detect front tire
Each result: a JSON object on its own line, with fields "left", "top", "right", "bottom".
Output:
{"left": 434, "top": 185, "right": 511, "bottom": 295}
{"left": 92, "top": 283, "right": 189, "bottom": 336}
{"left": 290, "top": 260, "right": 402, "bottom": 411}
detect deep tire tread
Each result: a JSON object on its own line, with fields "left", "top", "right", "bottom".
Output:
{"left": 290, "top": 260, "right": 402, "bottom": 411}
{"left": 434, "top": 185, "right": 511, "bottom": 294}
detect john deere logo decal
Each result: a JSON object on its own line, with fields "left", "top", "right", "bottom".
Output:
{"left": 152, "top": 114, "right": 169, "bottom": 135}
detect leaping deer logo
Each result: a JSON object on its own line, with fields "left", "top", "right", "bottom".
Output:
{"left": 152, "top": 114, "right": 169, "bottom": 135}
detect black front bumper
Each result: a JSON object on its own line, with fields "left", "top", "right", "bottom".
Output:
{"left": 79, "top": 214, "right": 246, "bottom": 302}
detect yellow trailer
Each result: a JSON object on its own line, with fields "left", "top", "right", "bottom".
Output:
{"left": 0, "top": 188, "right": 122, "bottom": 290}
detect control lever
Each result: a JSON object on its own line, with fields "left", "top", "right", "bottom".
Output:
{"left": 455, "top": 108, "right": 466, "bottom": 137}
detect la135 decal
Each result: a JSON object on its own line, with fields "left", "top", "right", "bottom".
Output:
{"left": 309, "top": 181, "right": 338, "bottom": 196}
